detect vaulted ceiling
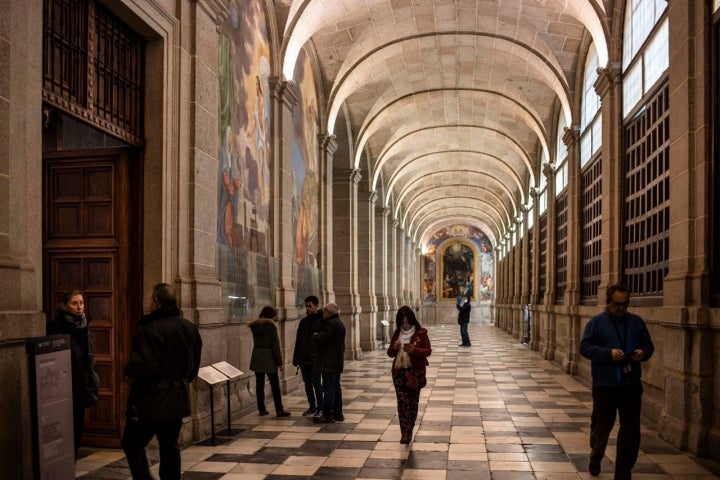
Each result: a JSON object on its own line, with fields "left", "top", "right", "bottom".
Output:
{"left": 274, "top": 0, "right": 611, "bottom": 248}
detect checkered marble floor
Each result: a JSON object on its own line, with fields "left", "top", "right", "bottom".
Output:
{"left": 76, "top": 324, "right": 720, "bottom": 479}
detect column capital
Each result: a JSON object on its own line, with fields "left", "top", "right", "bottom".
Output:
{"left": 542, "top": 162, "right": 555, "bottom": 179}
{"left": 376, "top": 205, "right": 391, "bottom": 217}
{"left": 269, "top": 77, "right": 298, "bottom": 109}
{"left": 320, "top": 133, "right": 338, "bottom": 154}
{"left": 368, "top": 190, "right": 378, "bottom": 205}
{"left": 562, "top": 125, "right": 581, "bottom": 148}
{"left": 350, "top": 168, "right": 362, "bottom": 184}
{"left": 392, "top": 218, "right": 400, "bottom": 229}
{"left": 594, "top": 62, "right": 622, "bottom": 98}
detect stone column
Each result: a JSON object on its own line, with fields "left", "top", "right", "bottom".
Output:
{"left": 561, "top": 126, "right": 581, "bottom": 373}
{"left": 658, "top": 0, "right": 713, "bottom": 456}
{"left": 397, "top": 226, "right": 407, "bottom": 306}
{"left": 375, "top": 206, "right": 391, "bottom": 338}
{"left": 0, "top": 1, "right": 44, "bottom": 476}
{"left": 319, "top": 134, "right": 338, "bottom": 303}
{"left": 333, "top": 168, "right": 362, "bottom": 359}
{"left": 388, "top": 219, "right": 399, "bottom": 311}
{"left": 268, "top": 79, "right": 298, "bottom": 312}
{"left": 357, "top": 185, "right": 378, "bottom": 351}
{"left": 520, "top": 205, "right": 531, "bottom": 342}
{"left": 594, "top": 63, "right": 623, "bottom": 292}
{"left": 528, "top": 190, "right": 542, "bottom": 350}
{"left": 541, "top": 163, "right": 557, "bottom": 360}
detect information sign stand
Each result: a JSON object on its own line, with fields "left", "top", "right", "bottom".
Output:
{"left": 197, "top": 362, "right": 243, "bottom": 446}
{"left": 26, "top": 335, "right": 75, "bottom": 480}
{"left": 380, "top": 320, "right": 390, "bottom": 348}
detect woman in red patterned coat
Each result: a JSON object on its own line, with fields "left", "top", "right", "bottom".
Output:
{"left": 386, "top": 305, "right": 432, "bottom": 444}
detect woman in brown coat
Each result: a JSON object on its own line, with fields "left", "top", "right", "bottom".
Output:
{"left": 386, "top": 305, "right": 432, "bottom": 444}
{"left": 248, "top": 306, "right": 291, "bottom": 417}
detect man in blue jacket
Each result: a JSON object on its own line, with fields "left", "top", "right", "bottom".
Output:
{"left": 580, "top": 283, "right": 654, "bottom": 480}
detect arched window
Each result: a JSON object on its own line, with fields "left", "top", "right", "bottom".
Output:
{"left": 581, "top": 43, "right": 601, "bottom": 168}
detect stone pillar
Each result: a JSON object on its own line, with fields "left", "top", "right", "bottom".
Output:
{"left": 513, "top": 220, "right": 523, "bottom": 338}
{"left": 397, "top": 226, "right": 407, "bottom": 306}
{"left": 319, "top": 134, "right": 338, "bottom": 303}
{"left": 528, "top": 190, "right": 541, "bottom": 350}
{"left": 562, "top": 126, "right": 581, "bottom": 373}
{"left": 357, "top": 185, "right": 378, "bottom": 352}
{"left": 268, "top": 79, "right": 298, "bottom": 314}
{"left": 541, "top": 163, "right": 557, "bottom": 360}
{"left": 658, "top": 0, "right": 714, "bottom": 457}
{"left": 332, "top": 168, "right": 362, "bottom": 359}
{"left": 595, "top": 63, "right": 623, "bottom": 292}
{"left": 0, "top": 1, "right": 45, "bottom": 476}
{"left": 388, "top": 219, "right": 399, "bottom": 311}
{"left": 520, "top": 205, "right": 531, "bottom": 342}
{"left": 375, "top": 206, "right": 391, "bottom": 336}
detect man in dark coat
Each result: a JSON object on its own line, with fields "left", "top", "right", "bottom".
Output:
{"left": 122, "top": 283, "right": 202, "bottom": 480}
{"left": 457, "top": 296, "right": 471, "bottom": 346}
{"left": 580, "top": 283, "right": 654, "bottom": 480}
{"left": 312, "top": 303, "right": 346, "bottom": 423}
{"left": 293, "top": 295, "right": 324, "bottom": 416}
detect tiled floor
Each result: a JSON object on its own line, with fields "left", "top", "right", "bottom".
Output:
{"left": 76, "top": 324, "right": 720, "bottom": 479}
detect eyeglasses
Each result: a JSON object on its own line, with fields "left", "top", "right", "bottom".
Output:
{"left": 610, "top": 301, "right": 629, "bottom": 307}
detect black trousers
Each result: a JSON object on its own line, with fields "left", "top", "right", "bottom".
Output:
{"left": 300, "top": 364, "right": 323, "bottom": 410}
{"left": 255, "top": 371, "right": 284, "bottom": 414}
{"left": 590, "top": 386, "right": 642, "bottom": 480}
{"left": 121, "top": 416, "right": 183, "bottom": 480}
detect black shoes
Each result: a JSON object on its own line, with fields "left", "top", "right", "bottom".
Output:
{"left": 334, "top": 414, "right": 345, "bottom": 422}
{"left": 400, "top": 433, "right": 411, "bottom": 444}
{"left": 302, "top": 407, "right": 316, "bottom": 416}
{"left": 258, "top": 410, "right": 269, "bottom": 416}
{"left": 589, "top": 460, "right": 601, "bottom": 476}
{"left": 313, "top": 415, "right": 335, "bottom": 424}
{"left": 276, "top": 411, "right": 291, "bottom": 418}
{"left": 458, "top": 343, "right": 471, "bottom": 347}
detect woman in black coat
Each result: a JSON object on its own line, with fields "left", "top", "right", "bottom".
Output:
{"left": 46, "top": 290, "right": 99, "bottom": 459}
{"left": 249, "top": 306, "right": 291, "bottom": 417}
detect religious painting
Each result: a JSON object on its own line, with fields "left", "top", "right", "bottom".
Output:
{"left": 216, "top": 0, "right": 274, "bottom": 320}
{"left": 217, "top": 0, "right": 271, "bottom": 254}
{"left": 291, "top": 46, "right": 321, "bottom": 308}
{"left": 423, "top": 256, "right": 436, "bottom": 304}
{"left": 440, "top": 242, "right": 475, "bottom": 300}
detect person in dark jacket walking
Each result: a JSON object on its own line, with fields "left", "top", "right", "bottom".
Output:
{"left": 249, "top": 306, "right": 291, "bottom": 418}
{"left": 387, "top": 306, "right": 431, "bottom": 444}
{"left": 313, "top": 303, "right": 346, "bottom": 424}
{"left": 580, "top": 284, "right": 654, "bottom": 480}
{"left": 456, "top": 296, "right": 471, "bottom": 346}
{"left": 293, "top": 295, "right": 324, "bottom": 416}
{"left": 47, "top": 290, "right": 99, "bottom": 460}
{"left": 122, "top": 283, "right": 202, "bottom": 480}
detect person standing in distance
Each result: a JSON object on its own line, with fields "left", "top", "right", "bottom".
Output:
{"left": 580, "top": 283, "right": 654, "bottom": 480}
{"left": 122, "top": 283, "right": 203, "bottom": 480}
{"left": 293, "top": 295, "right": 324, "bottom": 416}
{"left": 313, "top": 303, "right": 346, "bottom": 424}
{"left": 47, "top": 290, "right": 99, "bottom": 460}
{"left": 456, "top": 296, "right": 471, "bottom": 346}
{"left": 248, "top": 306, "right": 291, "bottom": 418}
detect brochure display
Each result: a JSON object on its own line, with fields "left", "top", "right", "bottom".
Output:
{"left": 26, "top": 335, "right": 74, "bottom": 480}
{"left": 197, "top": 362, "right": 244, "bottom": 445}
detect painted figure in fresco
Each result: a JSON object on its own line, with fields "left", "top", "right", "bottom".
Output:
{"left": 218, "top": 125, "right": 241, "bottom": 247}
{"left": 247, "top": 75, "right": 269, "bottom": 213}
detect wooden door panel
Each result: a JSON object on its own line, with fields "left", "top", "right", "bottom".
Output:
{"left": 43, "top": 148, "right": 140, "bottom": 448}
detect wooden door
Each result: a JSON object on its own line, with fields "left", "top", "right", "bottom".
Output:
{"left": 43, "top": 148, "right": 142, "bottom": 447}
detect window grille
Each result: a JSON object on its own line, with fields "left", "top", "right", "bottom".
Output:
{"left": 622, "top": 80, "right": 669, "bottom": 299}
{"left": 538, "top": 213, "right": 547, "bottom": 300}
{"left": 555, "top": 191, "right": 568, "bottom": 303}
{"left": 43, "top": 0, "right": 144, "bottom": 145}
{"left": 581, "top": 156, "right": 602, "bottom": 301}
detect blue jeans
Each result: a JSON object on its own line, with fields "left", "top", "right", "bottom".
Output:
{"left": 459, "top": 322, "right": 470, "bottom": 345}
{"left": 321, "top": 372, "right": 343, "bottom": 417}
{"left": 300, "top": 364, "right": 323, "bottom": 410}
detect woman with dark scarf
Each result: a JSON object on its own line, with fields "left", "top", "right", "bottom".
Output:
{"left": 387, "top": 306, "right": 432, "bottom": 444}
{"left": 47, "top": 290, "right": 99, "bottom": 459}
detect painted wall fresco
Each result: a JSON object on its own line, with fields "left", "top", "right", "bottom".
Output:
{"left": 216, "top": 0, "right": 274, "bottom": 320}
{"left": 217, "top": 0, "right": 271, "bottom": 253}
{"left": 291, "top": 46, "right": 321, "bottom": 309}
{"left": 441, "top": 242, "right": 474, "bottom": 299}
{"left": 422, "top": 224, "right": 494, "bottom": 303}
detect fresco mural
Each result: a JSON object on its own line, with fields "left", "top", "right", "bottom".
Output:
{"left": 422, "top": 224, "right": 494, "bottom": 303}
{"left": 441, "top": 242, "right": 474, "bottom": 300}
{"left": 217, "top": 0, "right": 271, "bottom": 253}
{"left": 291, "top": 46, "right": 321, "bottom": 309}
{"left": 216, "top": 0, "right": 273, "bottom": 320}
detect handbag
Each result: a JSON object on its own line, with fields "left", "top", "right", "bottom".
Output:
{"left": 394, "top": 368, "right": 427, "bottom": 390}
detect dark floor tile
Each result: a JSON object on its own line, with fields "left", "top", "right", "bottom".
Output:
{"left": 357, "top": 467, "right": 403, "bottom": 479}
{"left": 404, "top": 458, "right": 448, "bottom": 469}
{"left": 486, "top": 443, "right": 525, "bottom": 453}
{"left": 523, "top": 443, "right": 564, "bottom": 454}
{"left": 180, "top": 472, "right": 224, "bottom": 479}
{"left": 310, "top": 466, "right": 361, "bottom": 478}
{"left": 337, "top": 440, "right": 376, "bottom": 449}
{"left": 446, "top": 468, "right": 492, "bottom": 480}
{"left": 490, "top": 472, "right": 536, "bottom": 480}
{"left": 525, "top": 452, "right": 569, "bottom": 462}
{"left": 446, "top": 459, "right": 490, "bottom": 471}
{"left": 414, "top": 435, "right": 450, "bottom": 443}
{"left": 78, "top": 467, "right": 133, "bottom": 479}
{"left": 363, "top": 457, "right": 406, "bottom": 469}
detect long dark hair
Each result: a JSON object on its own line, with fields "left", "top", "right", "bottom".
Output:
{"left": 395, "top": 305, "right": 420, "bottom": 331}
